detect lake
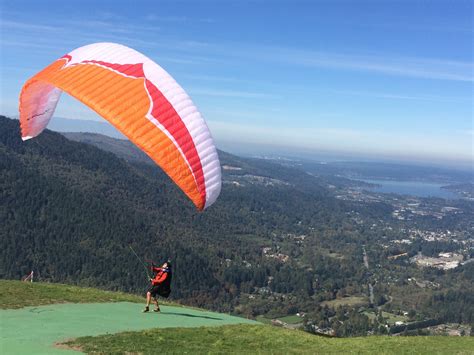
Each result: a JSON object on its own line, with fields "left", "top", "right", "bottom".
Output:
{"left": 359, "top": 179, "right": 459, "bottom": 199}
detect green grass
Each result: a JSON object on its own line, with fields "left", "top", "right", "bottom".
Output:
{"left": 255, "top": 314, "right": 303, "bottom": 325}
{"left": 321, "top": 296, "right": 368, "bottom": 308}
{"left": 381, "top": 311, "right": 408, "bottom": 324}
{"left": 3, "top": 280, "right": 473, "bottom": 354}
{"left": 64, "top": 324, "right": 474, "bottom": 354}
{"left": 0, "top": 281, "right": 255, "bottom": 355}
{"left": 0, "top": 280, "right": 143, "bottom": 309}
{"left": 277, "top": 314, "right": 304, "bottom": 324}
{"left": 327, "top": 252, "right": 345, "bottom": 259}
{"left": 255, "top": 315, "right": 273, "bottom": 324}
{"left": 363, "top": 311, "right": 408, "bottom": 325}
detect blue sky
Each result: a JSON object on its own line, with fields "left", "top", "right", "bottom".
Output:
{"left": 1, "top": 0, "right": 472, "bottom": 167}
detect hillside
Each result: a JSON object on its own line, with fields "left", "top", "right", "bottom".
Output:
{"left": 0, "top": 279, "right": 142, "bottom": 309}
{"left": 2, "top": 281, "right": 472, "bottom": 354}
{"left": 65, "top": 325, "right": 474, "bottom": 355}
{"left": 1, "top": 115, "right": 472, "bottom": 337}
{"left": 0, "top": 281, "right": 256, "bottom": 354}
{"left": 1, "top": 115, "right": 356, "bottom": 310}
{"left": 62, "top": 131, "right": 334, "bottom": 197}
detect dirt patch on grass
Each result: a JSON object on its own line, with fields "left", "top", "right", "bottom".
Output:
{"left": 54, "top": 339, "right": 83, "bottom": 353}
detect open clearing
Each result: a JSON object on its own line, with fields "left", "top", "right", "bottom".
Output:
{"left": 320, "top": 295, "right": 368, "bottom": 308}
{"left": 0, "top": 281, "right": 255, "bottom": 354}
{"left": 277, "top": 314, "right": 304, "bottom": 324}
{"left": 1, "top": 281, "right": 473, "bottom": 354}
{"left": 363, "top": 310, "right": 409, "bottom": 325}
{"left": 0, "top": 302, "right": 256, "bottom": 354}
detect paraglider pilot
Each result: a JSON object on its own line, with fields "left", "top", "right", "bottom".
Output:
{"left": 143, "top": 261, "right": 172, "bottom": 313}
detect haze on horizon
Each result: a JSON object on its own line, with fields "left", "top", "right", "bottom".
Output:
{"left": 1, "top": 0, "right": 472, "bottom": 169}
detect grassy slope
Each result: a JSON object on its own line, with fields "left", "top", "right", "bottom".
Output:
{"left": 2, "top": 281, "right": 473, "bottom": 354}
{"left": 0, "top": 280, "right": 142, "bottom": 309}
{"left": 65, "top": 324, "right": 474, "bottom": 355}
{"left": 278, "top": 314, "right": 304, "bottom": 324}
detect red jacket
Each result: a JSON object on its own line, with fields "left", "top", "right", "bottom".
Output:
{"left": 151, "top": 266, "right": 168, "bottom": 285}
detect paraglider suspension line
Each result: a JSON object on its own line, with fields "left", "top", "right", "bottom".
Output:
{"left": 129, "top": 245, "right": 152, "bottom": 280}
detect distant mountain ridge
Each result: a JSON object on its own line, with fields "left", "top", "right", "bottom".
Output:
{"left": 3, "top": 115, "right": 473, "bottom": 336}
{"left": 61, "top": 131, "right": 334, "bottom": 197}
{"left": 47, "top": 116, "right": 126, "bottom": 139}
{"left": 0, "top": 115, "right": 348, "bottom": 311}
{"left": 63, "top": 132, "right": 153, "bottom": 165}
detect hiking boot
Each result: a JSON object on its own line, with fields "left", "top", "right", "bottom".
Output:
{"left": 142, "top": 306, "right": 149, "bottom": 313}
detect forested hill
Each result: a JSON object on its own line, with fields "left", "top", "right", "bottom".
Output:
{"left": 62, "top": 131, "right": 333, "bottom": 198}
{"left": 3, "top": 116, "right": 473, "bottom": 337}
{"left": 1, "top": 115, "right": 366, "bottom": 310}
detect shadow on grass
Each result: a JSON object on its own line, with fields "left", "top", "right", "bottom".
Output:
{"left": 160, "top": 311, "right": 222, "bottom": 321}
{"left": 29, "top": 308, "right": 54, "bottom": 314}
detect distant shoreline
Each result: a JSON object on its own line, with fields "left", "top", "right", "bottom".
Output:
{"left": 353, "top": 178, "right": 461, "bottom": 200}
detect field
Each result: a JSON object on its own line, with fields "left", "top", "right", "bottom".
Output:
{"left": 363, "top": 310, "right": 409, "bottom": 325}
{"left": 0, "top": 281, "right": 255, "bottom": 354}
{"left": 320, "top": 295, "right": 368, "bottom": 308}
{"left": 1, "top": 280, "right": 473, "bottom": 355}
{"left": 278, "top": 314, "right": 304, "bottom": 324}
{"left": 255, "top": 314, "right": 303, "bottom": 325}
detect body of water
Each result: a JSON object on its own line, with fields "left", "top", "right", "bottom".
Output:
{"left": 359, "top": 179, "right": 459, "bottom": 199}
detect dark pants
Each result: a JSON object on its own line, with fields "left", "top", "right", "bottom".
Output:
{"left": 148, "top": 285, "right": 171, "bottom": 298}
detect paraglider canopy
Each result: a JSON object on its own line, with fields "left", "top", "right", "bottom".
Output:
{"left": 18, "top": 43, "right": 221, "bottom": 210}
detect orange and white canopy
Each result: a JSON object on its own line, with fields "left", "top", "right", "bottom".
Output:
{"left": 19, "top": 43, "right": 221, "bottom": 210}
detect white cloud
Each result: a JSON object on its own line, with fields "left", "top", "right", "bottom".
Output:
{"left": 1, "top": 20, "right": 60, "bottom": 32}
{"left": 144, "top": 14, "right": 214, "bottom": 23}
{"left": 145, "top": 14, "right": 188, "bottom": 23}
{"left": 190, "top": 88, "right": 280, "bottom": 99}
{"left": 327, "top": 89, "right": 472, "bottom": 103}
{"left": 255, "top": 47, "right": 474, "bottom": 82}
{"left": 193, "top": 42, "right": 473, "bottom": 82}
